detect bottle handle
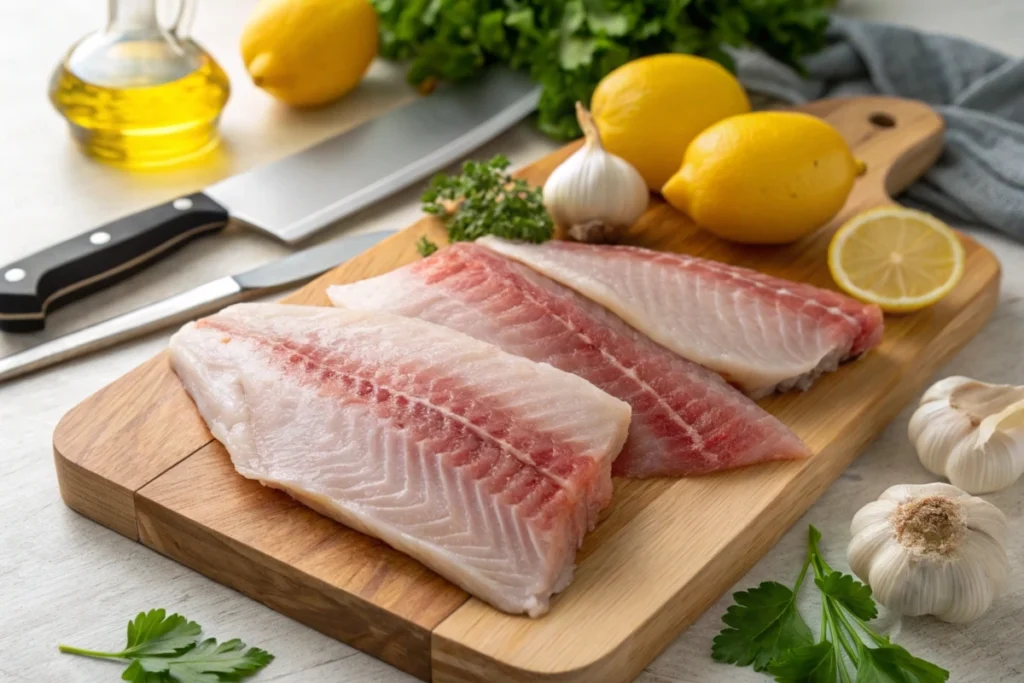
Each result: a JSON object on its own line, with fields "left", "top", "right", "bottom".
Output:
{"left": 168, "top": 0, "right": 195, "bottom": 39}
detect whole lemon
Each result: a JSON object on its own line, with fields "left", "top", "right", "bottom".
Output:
{"left": 591, "top": 54, "right": 750, "bottom": 191}
{"left": 662, "top": 112, "right": 859, "bottom": 244}
{"left": 241, "top": 0, "right": 378, "bottom": 107}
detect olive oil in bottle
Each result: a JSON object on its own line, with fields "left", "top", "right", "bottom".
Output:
{"left": 49, "top": 0, "right": 230, "bottom": 168}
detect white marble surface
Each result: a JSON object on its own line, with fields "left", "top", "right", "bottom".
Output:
{"left": 1, "top": 1, "right": 1022, "bottom": 682}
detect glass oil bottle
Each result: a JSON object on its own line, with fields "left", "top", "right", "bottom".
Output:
{"left": 49, "top": 0, "right": 231, "bottom": 168}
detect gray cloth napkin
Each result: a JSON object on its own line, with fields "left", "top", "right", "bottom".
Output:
{"left": 734, "top": 16, "right": 1024, "bottom": 240}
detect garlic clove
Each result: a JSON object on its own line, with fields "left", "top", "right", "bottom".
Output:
{"left": 918, "top": 375, "right": 974, "bottom": 404}
{"left": 949, "top": 379, "right": 1024, "bottom": 416}
{"left": 903, "top": 552, "right": 962, "bottom": 619}
{"left": 961, "top": 494, "right": 1010, "bottom": 547}
{"left": 908, "top": 400, "right": 971, "bottom": 477}
{"left": 917, "top": 375, "right": 1024, "bottom": 415}
{"left": 850, "top": 499, "right": 896, "bottom": 536}
{"left": 967, "top": 531, "right": 1012, "bottom": 594}
{"left": 979, "top": 396, "right": 1024, "bottom": 439}
{"left": 937, "top": 532, "right": 1008, "bottom": 623}
{"left": 848, "top": 502, "right": 896, "bottom": 578}
{"left": 947, "top": 425, "right": 1024, "bottom": 494}
{"left": 859, "top": 538, "right": 936, "bottom": 616}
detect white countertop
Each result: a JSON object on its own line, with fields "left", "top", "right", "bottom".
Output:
{"left": 1, "top": 2, "right": 1022, "bottom": 681}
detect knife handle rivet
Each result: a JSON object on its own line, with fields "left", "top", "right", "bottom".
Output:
{"left": 173, "top": 198, "right": 194, "bottom": 211}
{"left": 4, "top": 268, "right": 26, "bottom": 283}
{"left": 89, "top": 231, "right": 111, "bottom": 246}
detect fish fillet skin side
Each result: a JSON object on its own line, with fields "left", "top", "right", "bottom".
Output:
{"left": 168, "top": 303, "right": 630, "bottom": 616}
{"left": 329, "top": 244, "right": 809, "bottom": 477}
{"left": 478, "top": 237, "right": 885, "bottom": 398}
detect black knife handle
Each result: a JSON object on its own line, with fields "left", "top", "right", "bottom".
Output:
{"left": 0, "top": 192, "right": 229, "bottom": 332}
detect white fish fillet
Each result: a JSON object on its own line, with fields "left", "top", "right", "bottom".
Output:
{"left": 478, "top": 237, "right": 885, "bottom": 398}
{"left": 168, "top": 303, "right": 630, "bottom": 616}
{"left": 328, "top": 243, "right": 809, "bottom": 478}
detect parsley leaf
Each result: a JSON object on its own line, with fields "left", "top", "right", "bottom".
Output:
{"left": 816, "top": 571, "right": 878, "bottom": 622}
{"left": 123, "top": 638, "right": 274, "bottom": 683}
{"left": 768, "top": 642, "right": 837, "bottom": 683}
{"left": 416, "top": 236, "right": 439, "bottom": 257}
{"left": 855, "top": 642, "right": 950, "bottom": 683}
{"left": 712, "top": 581, "right": 814, "bottom": 671}
{"left": 420, "top": 155, "right": 553, "bottom": 252}
{"left": 59, "top": 609, "right": 274, "bottom": 682}
{"left": 124, "top": 610, "right": 203, "bottom": 658}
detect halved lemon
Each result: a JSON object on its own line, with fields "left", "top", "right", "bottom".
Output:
{"left": 828, "top": 207, "right": 965, "bottom": 313}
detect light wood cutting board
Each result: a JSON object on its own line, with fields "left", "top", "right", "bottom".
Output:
{"left": 53, "top": 96, "right": 1000, "bottom": 683}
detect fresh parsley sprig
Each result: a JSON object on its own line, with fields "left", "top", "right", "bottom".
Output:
{"left": 59, "top": 608, "right": 273, "bottom": 682}
{"left": 373, "top": 0, "right": 836, "bottom": 140}
{"left": 417, "top": 154, "right": 553, "bottom": 256}
{"left": 415, "top": 236, "right": 439, "bottom": 257}
{"left": 713, "top": 526, "right": 949, "bottom": 682}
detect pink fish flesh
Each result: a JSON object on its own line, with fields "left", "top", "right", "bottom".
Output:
{"left": 328, "top": 243, "right": 809, "bottom": 477}
{"left": 169, "top": 303, "right": 631, "bottom": 616}
{"left": 478, "top": 237, "right": 885, "bottom": 398}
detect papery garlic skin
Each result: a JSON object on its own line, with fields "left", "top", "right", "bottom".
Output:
{"left": 543, "top": 102, "right": 648, "bottom": 243}
{"left": 848, "top": 483, "right": 1009, "bottom": 623}
{"left": 909, "top": 376, "right": 1024, "bottom": 494}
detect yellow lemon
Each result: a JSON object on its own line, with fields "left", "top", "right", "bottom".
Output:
{"left": 591, "top": 54, "right": 750, "bottom": 190}
{"left": 829, "top": 207, "right": 965, "bottom": 313}
{"left": 242, "top": 0, "right": 378, "bottom": 107}
{"left": 662, "top": 111, "right": 859, "bottom": 244}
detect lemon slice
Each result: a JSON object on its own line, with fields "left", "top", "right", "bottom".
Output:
{"left": 828, "top": 207, "right": 965, "bottom": 313}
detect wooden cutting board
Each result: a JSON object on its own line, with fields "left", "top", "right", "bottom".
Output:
{"left": 53, "top": 96, "right": 1000, "bottom": 683}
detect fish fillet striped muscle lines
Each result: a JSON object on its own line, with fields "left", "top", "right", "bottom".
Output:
{"left": 168, "top": 304, "right": 631, "bottom": 616}
{"left": 478, "top": 237, "right": 885, "bottom": 399}
{"left": 328, "top": 244, "right": 809, "bottom": 478}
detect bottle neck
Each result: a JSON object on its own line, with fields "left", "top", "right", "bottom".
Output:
{"left": 107, "top": 0, "right": 159, "bottom": 31}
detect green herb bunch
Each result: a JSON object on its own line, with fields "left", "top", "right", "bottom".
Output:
{"left": 714, "top": 526, "right": 949, "bottom": 682}
{"left": 418, "top": 154, "right": 553, "bottom": 256}
{"left": 372, "top": 0, "right": 835, "bottom": 140}
{"left": 59, "top": 609, "right": 273, "bottom": 682}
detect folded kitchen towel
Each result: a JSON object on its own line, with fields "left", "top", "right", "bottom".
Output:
{"left": 734, "top": 16, "right": 1024, "bottom": 241}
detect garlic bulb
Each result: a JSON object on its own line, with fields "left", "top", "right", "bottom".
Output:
{"left": 848, "top": 483, "right": 1009, "bottom": 623}
{"left": 909, "top": 376, "right": 1024, "bottom": 493}
{"left": 543, "top": 102, "right": 649, "bottom": 243}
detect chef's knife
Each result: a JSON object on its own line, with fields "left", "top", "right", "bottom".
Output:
{"left": 0, "top": 229, "right": 396, "bottom": 383}
{"left": 0, "top": 69, "right": 540, "bottom": 332}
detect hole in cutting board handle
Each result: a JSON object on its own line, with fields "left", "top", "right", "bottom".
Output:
{"left": 869, "top": 112, "right": 896, "bottom": 128}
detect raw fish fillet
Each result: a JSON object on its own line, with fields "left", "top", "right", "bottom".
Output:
{"left": 478, "top": 237, "right": 885, "bottom": 398}
{"left": 328, "top": 244, "right": 809, "bottom": 477}
{"left": 169, "top": 303, "right": 630, "bottom": 616}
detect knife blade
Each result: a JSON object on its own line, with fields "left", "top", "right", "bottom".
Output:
{"left": 0, "top": 230, "right": 396, "bottom": 383}
{"left": 0, "top": 69, "right": 540, "bottom": 332}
